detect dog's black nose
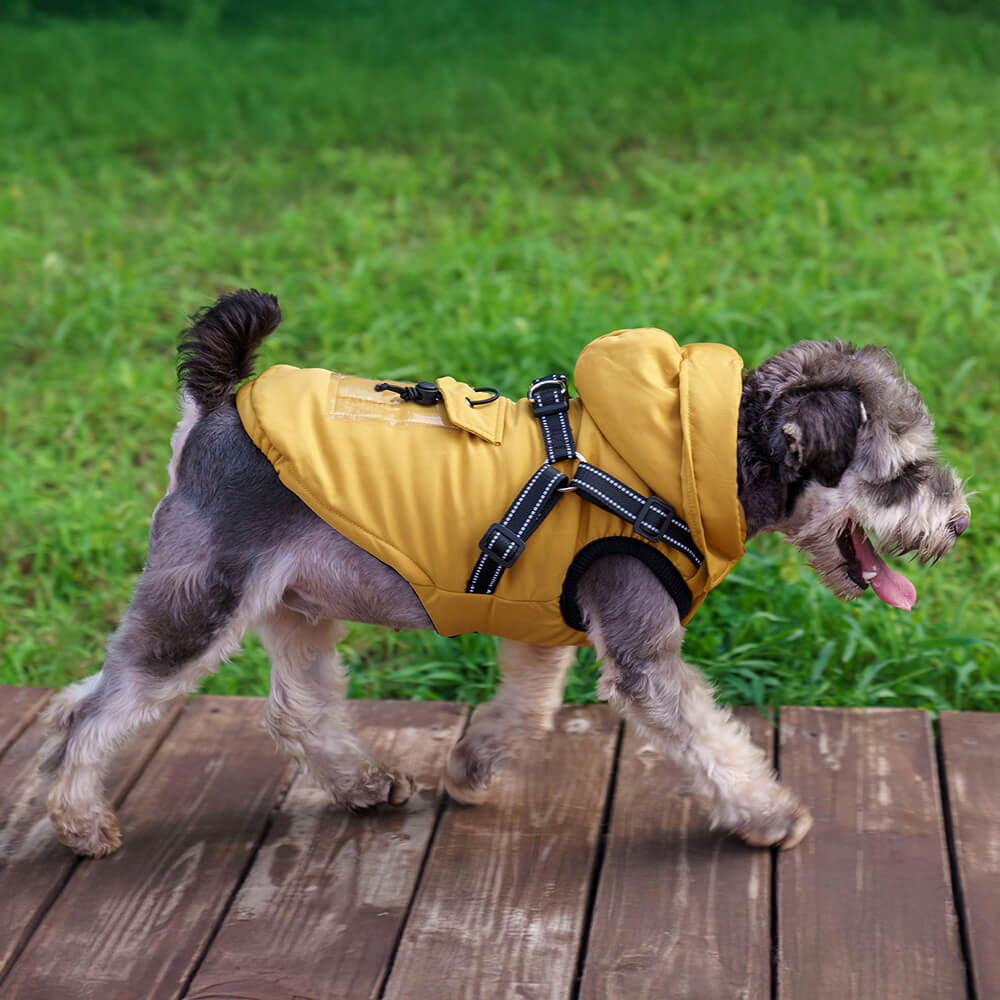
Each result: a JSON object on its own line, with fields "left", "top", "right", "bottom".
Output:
{"left": 951, "top": 513, "right": 970, "bottom": 537}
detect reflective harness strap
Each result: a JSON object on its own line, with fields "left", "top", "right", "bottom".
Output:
{"left": 466, "top": 463, "right": 569, "bottom": 596}
{"left": 465, "top": 373, "right": 704, "bottom": 596}
{"left": 466, "top": 374, "right": 573, "bottom": 595}
{"left": 570, "top": 462, "right": 703, "bottom": 569}
{"left": 526, "top": 375, "right": 576, "bottom": 463}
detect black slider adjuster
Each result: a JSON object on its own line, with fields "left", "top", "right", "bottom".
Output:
{"left": 633, "top": 496, "right": 676, "bottom": 542}
{"left": 478, "top": 522, "right": 526, "bottom": 569}
{"left": 467, "top": 463, "right": 569, "bottom": 594}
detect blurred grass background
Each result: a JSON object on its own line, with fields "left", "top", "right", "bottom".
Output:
{"left": 1, "top": 0, "right": 997, "bottom": 709}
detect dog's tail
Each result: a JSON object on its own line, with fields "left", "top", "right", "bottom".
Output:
{"left": 177, "top": 289, "right": 282, "bottom": 412}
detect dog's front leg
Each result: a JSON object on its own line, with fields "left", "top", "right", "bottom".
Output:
{"left": 445, "top": 639, "right": 573, "bottom": 803}
{"left": 578, "top": 555, "right": 812, "bottom": 849}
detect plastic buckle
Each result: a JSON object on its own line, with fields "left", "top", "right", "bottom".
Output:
{"left": 634, "top": 496, "right": 674, "bottom": 542}
{"left": 528, "top": 374, "right": 569, "bottom": 416}
{"left": 478, "top": 523, "right": 526, "bottom": 568}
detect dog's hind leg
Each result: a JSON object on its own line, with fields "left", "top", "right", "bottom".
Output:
{"left": 42, "top": 502, "right": 251, "bottom": 856}
{"left": 444, "top": 639, "right": 573, "bottom": 804}
{"left": 578, "top": 555, "right": 812, "bottom": 850}
{"left": 256, "top": 605, "right": 414, "bottom": 808}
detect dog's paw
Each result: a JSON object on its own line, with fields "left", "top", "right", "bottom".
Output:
{"left": 47, "top": 794, "right": 122, "bottom": 858}
{"left": 443, "top": 737, "right": 508, "bottom": 805}
{"left": 339, "top": 766, "right": 415, "bottom": 810}
{"left": 738, "top": 801, "right": 813, "bottom": 851}
{"left": 385, "top": 769, "right": 417, "bottom": 806}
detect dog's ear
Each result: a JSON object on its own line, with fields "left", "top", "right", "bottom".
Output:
{"left": 775, "top": 388, "right": 865, "bottom": 487}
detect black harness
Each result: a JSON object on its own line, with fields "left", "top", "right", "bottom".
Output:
{"left": 377, "top": 373, "right": 705, "bottom": 612}
{"left": 467, "top": 373, "right": 703, "bottom": 597}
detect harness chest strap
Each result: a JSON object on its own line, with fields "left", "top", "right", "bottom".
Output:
{"left": 465, "top": 373, "right": 704, "bottom": 596}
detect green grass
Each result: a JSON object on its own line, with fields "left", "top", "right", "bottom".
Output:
{"left": 2, "top": 0, "right": 998, "bottom": 710}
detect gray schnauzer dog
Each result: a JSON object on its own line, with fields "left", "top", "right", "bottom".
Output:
{"left": 42, "top": 290, "right": 970, "bottom": 858}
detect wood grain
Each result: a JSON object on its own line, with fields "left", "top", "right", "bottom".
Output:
{"left": 940, "top": 711, "right": 1000, "bottom": 1000}
{"left": 579, "top": 707, "right": 773, "bottom": 1000}
{"left": 3, "top": 683, "right": 989, "bottom": 1000}
{"left": 0, "top": 685, "right": 51, "bottom": 758}
{"left": 776, "top": 707, "right": 966, "bottom": 1000}
{"left": 383, "top": 704, "right": 620, "bottom": 1000}
{"left": 2, "top": 696, "right": 294, "bottom": 1000}
{"left": 186, "top": 699, "right": 468, "bottom": 1000}
{"left": 0, "top": 694, "right": 182, "bottom": 980}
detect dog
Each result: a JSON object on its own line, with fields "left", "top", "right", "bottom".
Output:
{"left": 41, "top": 290, "right": 970, "bottom": 858}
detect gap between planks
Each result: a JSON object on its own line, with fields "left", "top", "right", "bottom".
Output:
{"left": 1, "top": 688, "right": 995, "bottom": 1000}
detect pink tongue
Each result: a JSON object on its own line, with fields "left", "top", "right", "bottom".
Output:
{"left": 851, "top": 527, "right": 916, "bottom": 611}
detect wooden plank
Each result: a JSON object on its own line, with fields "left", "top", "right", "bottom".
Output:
{"left": 186, "top": 700, "right": 468, "bottom": 1000}
{"left": 940, "top": 711, "right": 1000, "bottom": 1000}
{"left": 383, "top": 704, "right": 620, "bottom": 1000}
{"left": 777, "top": 707, "right": 966, "bottom": 999}
{"left": 0, "top": 685, "right": 51, "bottom": 758}
{"left": 579, "top": 707, "right": 773, "bottom": 1000}
{"left": 2, "top": 696, "right": 295, "bottom": 1000}
{"left": 0, "top": 693, "right": 182, "bottom": 980}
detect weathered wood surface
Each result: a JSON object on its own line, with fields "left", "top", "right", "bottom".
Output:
{"left": 0, "top": 685, "right": 50, "bottom": 757}
{"left": 383, "top": 704, "right": 620, "bottom": 1000}
{"left": 0, "top": 686, "right": 996, "bottom": 1000}
{"left": 940, "top": 711, "right": 1000, "bottom": 1000}
{"left": 3, "top": 696, "right": 294, "bottom": 1000}
{"left": 580, "top": 708, "right": 773, "bottom": 1000}
{"left": 0, "top": 693, "right": 183, "bottom": 981}
{"left": 186, "top": 700, "right": 468, "bottom": 1000}
{"left": 777, "top": 707, "right": 966, "bottom": 1000}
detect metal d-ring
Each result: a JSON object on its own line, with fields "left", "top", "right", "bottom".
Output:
{"left": 558, "top": 452, "right": 587, "bottom": 491}
{"left": 466, "top": 387, "right": 500, "bottom": 407}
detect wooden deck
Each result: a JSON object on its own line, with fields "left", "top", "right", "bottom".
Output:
{"left": 0, "top": 685, "right": 997, "bottom": 999}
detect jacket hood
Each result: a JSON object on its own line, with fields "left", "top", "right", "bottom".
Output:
{"left": 574, "top": 328, "right": 747, "bottom": 587}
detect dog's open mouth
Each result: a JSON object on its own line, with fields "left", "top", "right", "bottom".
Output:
{"left": 836, "top": 523, "right": 917, "bottom": 611}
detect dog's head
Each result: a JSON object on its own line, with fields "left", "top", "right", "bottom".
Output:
{"left": 739, "top": 339, "right": 970, "bottom": 609}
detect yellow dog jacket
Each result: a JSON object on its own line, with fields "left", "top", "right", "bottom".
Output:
{"left": 236, "top": 328, "right": 746, "bottom": 646}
